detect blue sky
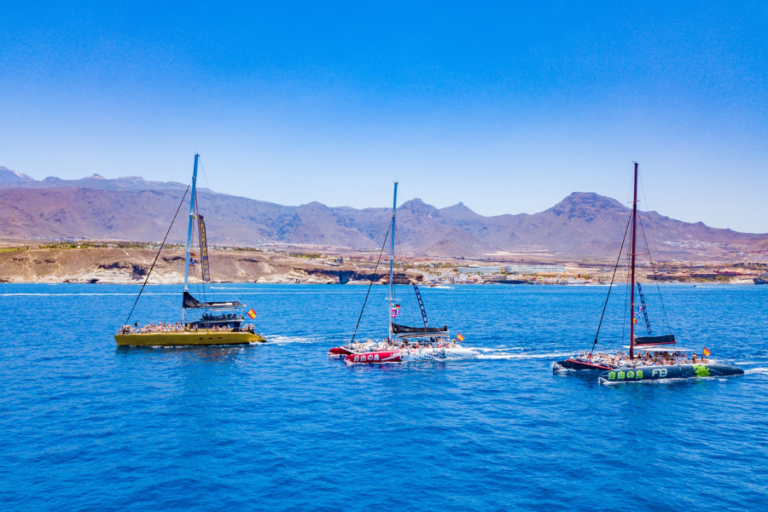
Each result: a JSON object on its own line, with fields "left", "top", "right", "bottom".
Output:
{"left": 2, "top": 1, "right": 767, "bottom": 232}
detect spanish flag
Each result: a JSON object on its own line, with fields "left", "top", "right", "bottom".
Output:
{"left": 703, "top": 347, "right": 711, "bottom": 356}
{"left": 456, "top": 333, "right": 465, "bottom": 342}
{"left": 247, "top": 309, "right": 256, "bottom": 319}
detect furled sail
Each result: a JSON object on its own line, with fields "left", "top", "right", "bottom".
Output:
{"left": 183, "top": 291, "right": 243, "bottom": 310}
{"left": 634, "top": 334, "right": 676, "bottom": 346}
{"left": 197, "top": 215, "right": 211, "bottom": 282}
{"left": 391, "top": 323, "right": 448, "bottom": 338}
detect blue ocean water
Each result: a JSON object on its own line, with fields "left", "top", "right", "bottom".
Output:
{"left": 1, "top": 283, "right": 767, "bottom": 511}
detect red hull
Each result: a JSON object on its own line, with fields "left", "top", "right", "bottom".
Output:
{"left": 344, "top": 350, "right": 404, "bottom": 365}
{"left": 328, "top": 347, "right": 354, "bottom": 358}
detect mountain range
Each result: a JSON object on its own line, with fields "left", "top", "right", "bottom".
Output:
{"left": 1, "top": 166, "right": 766, "bottom": 260}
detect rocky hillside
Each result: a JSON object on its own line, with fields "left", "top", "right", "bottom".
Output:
{"left": 0, "top": 246, "right": 421, "bottom": 285}
{"left": 1, "top": 166, "right": 766, "bottom": 260}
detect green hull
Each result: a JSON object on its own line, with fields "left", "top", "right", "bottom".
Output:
{"left": 599, "top": 363, "right": 743, "bottom": 384}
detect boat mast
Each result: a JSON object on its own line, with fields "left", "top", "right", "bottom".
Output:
{"left": 629, "top": 162, "right": 638, "bottom": 359}
{"left": 389, "top": 182, "right": 398, "bottom": 341}
{"left": 181, "top": 153, "right": 199, "bottom": 325}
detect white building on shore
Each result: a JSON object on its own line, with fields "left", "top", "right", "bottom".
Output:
{"left": 457, "top": 264, "right": 566, "bottom": 275}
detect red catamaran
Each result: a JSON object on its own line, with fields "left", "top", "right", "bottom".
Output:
{"left": 328, "top": 182, "right": 477, "bottom": 365}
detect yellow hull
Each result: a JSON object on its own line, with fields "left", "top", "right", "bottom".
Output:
{"left": 114, "top": 330, "right": 266, "bottom": 347}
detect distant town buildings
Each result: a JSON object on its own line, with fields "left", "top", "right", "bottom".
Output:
{"left": 457, "top": 264, "right": 566, "bottom": 275}
{"left": 504, "top": 264, "right": 566, "bottom": 274}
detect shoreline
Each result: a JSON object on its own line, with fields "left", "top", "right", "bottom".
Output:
{"left": 1, "top": 244, "right": 764, "bottom": 287}
{"left": 0, "top": 280, "right": 761, "bottom": 287}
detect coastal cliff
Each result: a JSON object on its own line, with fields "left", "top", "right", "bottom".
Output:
{"left": 0, "top": 246, "right": 422, "bottom": 285}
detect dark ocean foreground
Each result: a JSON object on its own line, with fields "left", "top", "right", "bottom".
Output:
{"left": 1, "top": 283, "right": 767, "bottom": 511}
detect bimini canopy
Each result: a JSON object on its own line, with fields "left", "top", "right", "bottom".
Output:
{"left": 633, "top": 334, "right": 676, "bottom": 346}
{"left": 183, "top": 291, "right": 243, "bottom": 310}
{"left": 625, "top": 346, "right": 695, "bottom": 352}
{"left": 391, "top": 323, "right": 448, "bottom": 339}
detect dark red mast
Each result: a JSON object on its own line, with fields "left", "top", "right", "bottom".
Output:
{"left": 629, "top": 162, "right": 638, "bottom": 359}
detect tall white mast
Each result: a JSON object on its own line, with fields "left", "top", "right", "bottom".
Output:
{"left": 389, "top": 182, "right": 398, "bottom": 341}
{"left": 181, "top": 154, "right": 199, "bottom": 324}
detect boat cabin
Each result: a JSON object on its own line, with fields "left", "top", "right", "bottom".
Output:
{"left": 183, "top": 292, "right": 249, "bottom": 331}
{"left": 188, "top": 312, "right": 244, "bottom": 330}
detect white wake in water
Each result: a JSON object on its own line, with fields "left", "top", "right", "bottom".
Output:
{"left": 474, "top": 351, "right": 572, "bottom": 361}
{"left": 745, "top": 367, "right": 768, "bottom": 375}
{"left": 208, "top": 287, "right": 260, "bottom": 290}
{"left": 467, "top": 346, "right": 572, "bottom": 360}
{"left": 266, "top": 335, "right": 323, "bottom": 345}
{"left": 0, "top": 292, "right": 174, "bottom": 296}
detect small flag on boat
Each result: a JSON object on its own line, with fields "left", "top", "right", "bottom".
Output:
{"left": 633, "top": 318, "right": 637, "bottom": 324}
{"left": 247, "top": 309, "right": 256, "bottom": 319}
{"left": 456, "top": 333, "right": 465, "bottom": 342}
{"left": 703, "top": 347, "right": 711, "bottom": 356}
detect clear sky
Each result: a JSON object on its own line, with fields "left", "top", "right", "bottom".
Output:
{"left": 2, "top": 1, "right": 767, "bottom": 232}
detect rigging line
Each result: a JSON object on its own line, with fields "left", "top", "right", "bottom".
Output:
{"left": 350, "top": 224, "right": 392, "bottom": 344}
{"left": 139, "top": 291, "right": 179, "bottom": 312}
{"left": 590, "top": 212, "right": 632, "bottom": 355}
{"left": 638, "top": 210, "right": 672, "bottom": 334}
{"left": 405, "top": 213, "right": 427, "bottom": 258}
{"left": 621, "top": 246, "right": 630, "bottom": 348}
{"left": 197, "top": 160, "right": 212, "bottom": 214}
{"left": 638, "top": 175, "right": 673, "bottom": 334}
{"left": 393, "top": 223, "right": 416, "bottom": 326}
{"left": 197, "top": 161, "right": 222, "bottom": 249}
{"left": 124, "top": 185, "right": 190, "bottom": 325}
{"left": 197, "top": 159, "right": 223, "bottom": 266}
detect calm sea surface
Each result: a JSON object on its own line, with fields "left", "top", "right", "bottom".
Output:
{"left": 1, "top": 283, "right": 767, "bottom": 511}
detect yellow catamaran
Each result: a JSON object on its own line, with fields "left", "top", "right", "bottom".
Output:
{"left": 115, "top": 154, "right": 265, "bottom": 346}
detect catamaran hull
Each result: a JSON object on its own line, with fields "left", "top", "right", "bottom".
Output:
{"left": 553, "top": 359, "right": 613, "bottom": 372}
{"left": 345, "top": 350, "right": 404, "bottom": 364}
{"left": 344, "top": 347, "right": 478, "bottom": 365}
{"left": 599, "top": 363, "right": 744, "bottom": 384}
{"left": 328, "top": 347, "right": 354, "bottom": 358}
{"left": 115, "top": 331, "right": 265, "bottom": 347}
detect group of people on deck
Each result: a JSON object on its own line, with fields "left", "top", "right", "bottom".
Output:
{"left": 348, "top": 337, "right": 459, "bottom": 353}
{"left": 122, "top": 321, "right": 186, "bottom": 334}
{"left": 576, "top": 349, "right": 709, "bottom": 368}
{"left": 201, "top": 313, "right": 238, "bottom": 321}
{"left": 119, "top": 321, "right": 256, "bottom": 334}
